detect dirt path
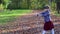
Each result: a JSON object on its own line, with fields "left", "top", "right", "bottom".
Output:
{"left": 0, "top": 10, "right": 60, "bottom": 34}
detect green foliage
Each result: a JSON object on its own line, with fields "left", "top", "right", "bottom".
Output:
{"left": 7, "top": 0, "right": 29, "bottom": 9}
{"left": 0, "top": 0, "right": 5, "bottom": 4}
{"left": 29, "top": 0, "right": 47, "bottom": 9}
{"left": 6, "top": 0, "right": 49, "bottom": 9}
{"left": 51, "top": 2, "right": 56, "bottom": 10}
{"left": 0, "top": 0, "right": 2, "bottom": 4}
{"left": 4, "top": 0, "right": 57, "bottom": 10}
{"left": 55, "top": 0, "right": 60, "bottom": 2}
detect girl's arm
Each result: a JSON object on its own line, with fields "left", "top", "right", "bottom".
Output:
{"left": 35, "top": 12, "right": 42, "bottom": 17}
{"left": 49, "top": 10, "right": 52, "bottom": 21}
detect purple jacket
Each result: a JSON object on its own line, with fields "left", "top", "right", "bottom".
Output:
{"left": 41, "top": 10, "right": 51, "bottom": 22}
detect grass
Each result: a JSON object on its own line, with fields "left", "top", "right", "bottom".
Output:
{"left": 0, "top": 10, "right": 32, "bottom": 16}
{"left": 0, "top": 10, "right": 32, "bottom": 25}
{"left": 0, "top": 16, "right": 16, "bottom": 24}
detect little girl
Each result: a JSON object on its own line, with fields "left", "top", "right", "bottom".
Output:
{"left": 37, "top": 6, "right": 54, "bottom": 34}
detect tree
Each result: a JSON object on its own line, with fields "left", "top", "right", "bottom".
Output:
{"left": 0, "top": 0, "right": 5, "bottom": 5}
{"left": 0, "top": 0, "right": 5, "bottom": 10}
{"left": 7, "top": 0, "right": 29, "bottom": 10}
{"left": 7, "top": 0, "right": 53, "bottom": 10}
{"left": 55, "top": 0, "right": 60, "bottom": 14}
{"left": 0, "top": 0, "right": 2, "bottom": 4}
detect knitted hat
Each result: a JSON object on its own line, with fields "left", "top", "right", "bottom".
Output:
{"left": 43, "top": 6, "right": 49, "bottom": 9}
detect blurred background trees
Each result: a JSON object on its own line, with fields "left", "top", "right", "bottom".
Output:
{"left": 7, "top": 0, "right": 29, "bottom": 10}
{"left": 0, "top": 0, "right": 55, "bottom": 9}
{"left": 0, "top": 0, "right": 6, "bottom": 11}
{"left": 6, "top": 0, "right": 51, "bottom": 10}
{"left": 0, "top": 0, "right": 60, "bottom": 12}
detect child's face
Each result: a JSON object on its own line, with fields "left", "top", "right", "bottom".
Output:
{"left": 44, "top": 9, "right": 48, "bottom": 10}
{"left": 42, "top": 9, "right": 49, "bottom": 12}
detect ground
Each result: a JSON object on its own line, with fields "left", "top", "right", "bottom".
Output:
{"left": 0, "top": 10, "right": 60, "bottom": 34}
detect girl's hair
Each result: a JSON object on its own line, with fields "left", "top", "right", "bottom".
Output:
{"left": 43, "top": 6, "right": 49, "bottom": 9}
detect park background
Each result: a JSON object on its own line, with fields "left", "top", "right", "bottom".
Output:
{"left": 0, "top": 0, "right": 60, "bottom": 34}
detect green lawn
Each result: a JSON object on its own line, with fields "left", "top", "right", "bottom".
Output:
{"left": 0, "top": 10, "right": 32, "bottom": 25}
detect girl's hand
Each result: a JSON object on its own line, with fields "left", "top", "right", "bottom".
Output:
{"left": 36, "top": 14, "right": 38, "bottom": 16}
